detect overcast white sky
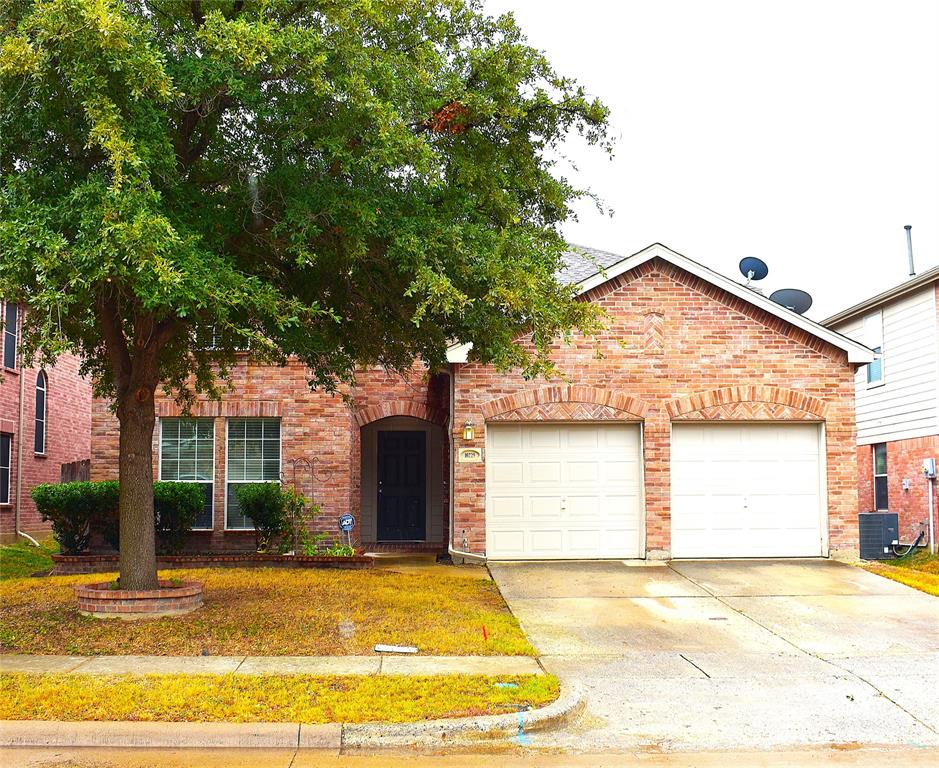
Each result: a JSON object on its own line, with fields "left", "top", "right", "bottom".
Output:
{"left": 484, "top": 0, "right": 939, "bottom": 320}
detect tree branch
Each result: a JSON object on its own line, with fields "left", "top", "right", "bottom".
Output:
{"left": 96, "top": 288, "right": 132, "bottom": 399}
{"left": 191, "top": 1, "right": 205, "bottom": 29}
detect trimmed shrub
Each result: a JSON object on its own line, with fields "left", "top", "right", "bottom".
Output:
{"left": 233, "top": 483, "right": 286, "bottom": 552}
{"left": 154, "top": 482, "right": 204, "bottom": 554}
{"left": 32, "top": 480, "right": 200, "bottom": 554}
{"left": 31, "top": 481, "right": 118, "bottom": 554}
{"left": 97, "top": 481, "right": 203, "bottom": 553}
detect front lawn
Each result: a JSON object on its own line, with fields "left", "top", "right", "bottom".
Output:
{"left": 864, "top": 549, "right": 939, "bottom": 597}
{"left": 0, "top": 539, "right": 56, "bottom": 580}
{"left": 0, "top": 566, "right": 536, "bottom": 656}
{"left": 0, "top": 672, "right": 558, "bottom": 723}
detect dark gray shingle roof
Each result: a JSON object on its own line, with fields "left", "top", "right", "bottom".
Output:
{"left": 558, "top": 244, "right": 627, "bottom": 285}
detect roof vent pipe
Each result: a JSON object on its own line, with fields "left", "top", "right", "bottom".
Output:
{"left": 905, "top": 225, "right": 915, "bottom": 276}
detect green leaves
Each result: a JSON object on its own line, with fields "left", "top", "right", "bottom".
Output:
{"left": 1, "top": 0, "right": 612, "bottom": 403}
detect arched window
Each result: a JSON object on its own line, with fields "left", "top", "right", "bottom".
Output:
{"left": 35, "top": 371, "right": 47, "bottom": 455}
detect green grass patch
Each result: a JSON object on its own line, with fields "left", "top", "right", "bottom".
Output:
{"left": 0, "top": 538, "right": 57, "bottom": 581}
{"left": 0, "top": 566, "right": 536, "bottom": 656}
{"left": 0, "top": 672, "right": 559, "bottom": 723}
{"left": 864, "top": 549, "right": 939, "bottom": 597}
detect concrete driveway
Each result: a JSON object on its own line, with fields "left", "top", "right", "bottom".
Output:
{"left": 489, "top": 560, "right": 939, "bottom": 752}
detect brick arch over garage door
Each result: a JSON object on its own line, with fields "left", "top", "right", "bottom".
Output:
{"left": 353, "top": 400, "right": 449, "bottom": 428}
{"left": 482, "top": 385, "right": 651, "bottom": 422}
{"left": 665, "top": 385, "right": 829, "bottom": 421}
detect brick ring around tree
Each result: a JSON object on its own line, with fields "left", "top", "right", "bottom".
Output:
{"left": 74, "top": 580, "right": 204, "bottom": 619}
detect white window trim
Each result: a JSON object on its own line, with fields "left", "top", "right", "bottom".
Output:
{"left": 34, "top": 371, "right": 47, "bottom": 456}
{"left": 158, "top": 417, "right": 216, "bottom": 531}
{"left": 224, "top": 418, "right": 282, "bottom": 531}
{"left": 2, "top": 300, "right": 19, "bottom": 372}
{"left": 864, "top": 312, "right": 885, "bottom": 389}
{"left": 872, "top": 443, "right": 888, "bottom": 511}
{"left": 0, "top": 432, "right": 12, "bottom": 505}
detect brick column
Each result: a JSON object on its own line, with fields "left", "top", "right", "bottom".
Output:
{"left": 643, "top": 405, "right": 671, "bottom": 558}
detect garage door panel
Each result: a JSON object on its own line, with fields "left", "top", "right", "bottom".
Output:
{"left": 486, "top": 423, "right": 642, "bottom": 559}
{"left": 529, "top": 461, "right": 562, "bottom": 483}
{"left": 568, "top": 461, "right": 599, "bottom": 482}
{"left": 671, "top": 423, "right": 823, "bottom": 558}
{"left": 529, "top": 428, "right": 561, "bottom": 449}
{"left": 490, "top": 462, "right": 524, "bottom": 484}
{"left": 530, "top": 496, "right": 563, "bottom": 519}
{"left": 489, "top": 495, "right": 524, "bottom": 520}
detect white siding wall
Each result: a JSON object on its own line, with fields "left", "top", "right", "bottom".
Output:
{"left": 835, "top": 285, "right": 939, "bottom": 444}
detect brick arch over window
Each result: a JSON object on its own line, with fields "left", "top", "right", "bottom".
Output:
{"left": 482, "top": 385, "right": 650, "bottom": 422}
{"left": 665, "top": 385, "right": 828, "bottom": 421}
{"left": 354, "top": 400, "right": 448, "bottom": 428}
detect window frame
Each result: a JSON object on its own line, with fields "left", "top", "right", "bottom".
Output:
{"left": 158, "top": 417, "right": 216, "bottom": 531}
{"left": 3, "top": 301, "right": 18, "bottom": 371}
{"left": 224, "top": 418, "right": 282, "bottom": 531}
{"left": 34, "top": 370, "right": 47, "bottom": 456}
{"left": 872, "top": 443, "right": 888, "bottom": 511}
{"left": 863, "top": 312, "right": 885, "bottom": 388}
{"left": 0, "top": 433, "right": 11, "bottom": 505}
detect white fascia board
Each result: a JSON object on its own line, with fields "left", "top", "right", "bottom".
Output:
{"left": 575, "top": 243, "right": 875, "bottom": 364}
{"left": 446, "top": 342, "right": 472, "bottom": 363}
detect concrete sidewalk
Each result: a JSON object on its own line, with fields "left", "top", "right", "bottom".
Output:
{"left": 0, "top": 654, "right": 543, "bottom": 677}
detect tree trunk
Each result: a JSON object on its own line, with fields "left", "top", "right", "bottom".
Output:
{"left": 116, "top": 390, "right": 159, "bottom": 590}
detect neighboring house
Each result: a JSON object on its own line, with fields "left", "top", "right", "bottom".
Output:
{"left": 824, "top": 265, "right": 939, "bottom": 543}
{"left": 0, "top": 299, "right": 93, "bottom": 543}
{"left": 90, "top": 243, "right": 873, "bottom": 560}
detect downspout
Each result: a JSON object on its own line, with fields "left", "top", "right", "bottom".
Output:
{"left": 14, "top": 319, "right": 39, "bottom": 547}
{"left": 446, "top": 365, "right": 485, "bottom": 564}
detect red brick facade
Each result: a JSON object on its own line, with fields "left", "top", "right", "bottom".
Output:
{"left": 1, "top": 302, "right": 92, "bottom": 542}
{"left": 857, "top": 437, "right": 939, "bottom": 543}
{"left": 91, "top": 362, "right": 449, "bottom": 551}
{"left": 88, "top": 255, "right": 863, "bottom": 558}
{"left": 452, "top": 258, "right": 860, "bottom": 557}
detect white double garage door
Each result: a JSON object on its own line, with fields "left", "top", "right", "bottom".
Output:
{"left": 486, "top": 422, "right": 825, "bottom": 560}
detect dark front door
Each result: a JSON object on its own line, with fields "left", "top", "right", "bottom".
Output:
{"left": 377, "top": 430, "right": 427, "bottom": 541}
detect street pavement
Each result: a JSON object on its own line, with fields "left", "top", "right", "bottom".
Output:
{"left": 6, "top": 745, "right": 939, "bottom": 767}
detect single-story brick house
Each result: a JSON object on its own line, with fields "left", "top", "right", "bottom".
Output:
{"left": 90, "top": 243, "right": 873, "bottom": 560}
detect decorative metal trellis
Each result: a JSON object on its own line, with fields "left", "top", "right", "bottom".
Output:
{"left": 279, "top": 456, "right": 336, "bottom": 554}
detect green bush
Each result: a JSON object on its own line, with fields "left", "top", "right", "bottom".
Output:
{"left": 233, "top": 483, "right": 320, "bottom": 553}
{"left": 153, "top": 482, "right": 204, "bottom": 554}
{"left": 233, "top": 483, "right": 287, "bottom": 552}
{"left": 31, "top": 481, "right": 118, "bottom": 554}
{"left": 98, "top": 481, "right": 202, "bottom": 553}
{"left": 32, "top": 480, "right": 200, "bottom": 554}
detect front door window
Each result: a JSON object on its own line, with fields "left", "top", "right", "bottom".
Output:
{"left": 377, "top": 431, "right": 427, "bottom": 541}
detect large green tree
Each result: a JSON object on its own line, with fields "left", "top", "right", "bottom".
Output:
{"left": 0, "top": 0, "right": 610, "bottom": 589}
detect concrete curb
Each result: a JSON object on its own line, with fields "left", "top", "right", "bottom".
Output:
{"left": 0, "top": 720, "right": 340, "bottom": 749}
{"left": 0, "top": 683, "right": 583, "bottom": 750}
{"left": 340, "top": 682, "right": 585, "bottom": 749}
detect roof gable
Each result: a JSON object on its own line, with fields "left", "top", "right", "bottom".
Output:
{"left": 448, "top": 243, "right": 874, "bottom": 364}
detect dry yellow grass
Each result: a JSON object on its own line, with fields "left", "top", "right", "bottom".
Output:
{"left": 864, "top": 550, "right": 939, "bottom": 597}
{"left": 865, "top": 565, "right": 939, "bottom": 596}
{"left": 0, "top": 672, "right": 558, "bottom": 724}
{"left": 0, "top": 567, "right": 535, "bottom": 656}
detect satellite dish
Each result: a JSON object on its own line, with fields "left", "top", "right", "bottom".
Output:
{"left": 770, "top": 288, "right": 813, "bottom": 315}
{"left": 739, "top": 257, "right": 769, "bottom": 283}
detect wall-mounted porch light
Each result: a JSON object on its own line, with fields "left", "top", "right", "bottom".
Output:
{"left": 462, "top": 422, "right": 475, "bottom": 441}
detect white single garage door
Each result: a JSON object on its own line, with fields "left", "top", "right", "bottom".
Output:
{"left": 671, "top": 423, "right": 825, "bottom": 558}
{"left": 486, "top": 423, "right": 642, "bottom": 559}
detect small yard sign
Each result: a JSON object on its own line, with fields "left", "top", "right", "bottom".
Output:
{"left": 338, "top": 514, "right": 355, "bottom": 532}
